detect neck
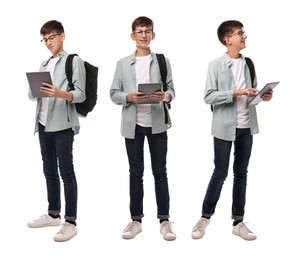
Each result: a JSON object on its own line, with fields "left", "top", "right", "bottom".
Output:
{"left": 136, "top": 48, "right": 151, "bottom": 57}
{"left": 227, "top": 50, "right": 241, "bottom": 59}
{"left": 52, "top": 48, "right": 64, "bottom": 58}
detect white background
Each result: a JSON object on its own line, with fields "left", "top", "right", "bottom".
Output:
{"left": 1, "top": 0, "right": 294, "bottom": 259}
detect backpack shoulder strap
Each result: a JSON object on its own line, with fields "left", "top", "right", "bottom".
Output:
{"left": 245, "top": 57, "right": 256, "bottom": 86}
{"left": 65, "top": 53, "right": 78, "bottom": 90}
{"left": 156, "top": 53, "right": 170, "bottom": 123}
{"left": 156, "top": 53, "right": 168, "bottom": 91}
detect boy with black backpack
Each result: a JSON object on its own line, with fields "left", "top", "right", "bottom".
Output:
{"left": 191, "top": 20, "right": 273, "bottom": 241}
{"left": 110, "top": 16, "right": 176, "bottom": 241}
{"left": 27, "top": 20, "right": 86, "bottom": 242}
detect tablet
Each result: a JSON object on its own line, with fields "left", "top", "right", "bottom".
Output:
{"left": 26, "top": 71, "right": 52, "bottom": 97}
{"left": 248, "top": 81, "right": 279, "bottom": 105}
{"left": 138, "top": 83, "right": 163, "bottom": 104}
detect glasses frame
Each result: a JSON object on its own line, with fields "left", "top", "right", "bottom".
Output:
{"left": 132, "top": 29, "right": 153, "bottom": 36}
{"left": 40, "top": 33, "right": 61, "bottom": 44}
{"left": 229, "top": 30, "right": 246, "bottom": 38}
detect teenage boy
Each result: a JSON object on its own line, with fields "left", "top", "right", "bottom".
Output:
{"left": 191, "top": 20, "right": 273, "bottom": 241}
{"left": 110, "top": 16, "right": 176, "bottom": 241}
{"left": 27, "top": 20, "right": 86, "bottom": 242}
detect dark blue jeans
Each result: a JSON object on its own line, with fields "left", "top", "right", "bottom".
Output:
{"left": 38, "top": 123, "right": 77, "bottom": 222}
{"left": 202, "top": 128, "right": 253, "bottom": 221}
{"left": 125, "top": 124, "right": 170, "bottom": 221}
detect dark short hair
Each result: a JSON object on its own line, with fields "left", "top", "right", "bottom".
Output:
{"left": 217, "top": 20, "right": 244, "bottom": 45}
{"left": 131, "top": 16, "right": 154, "bottom": 32}
{"left": 40, "top": 20, "right": 64, "bottom": 35}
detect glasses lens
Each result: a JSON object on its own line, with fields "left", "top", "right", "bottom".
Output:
{"left": 134, "top": 29, "right": 152, "bottom": 36}
{"left": 41, "top": 34, "right": 59, "bottom": 44}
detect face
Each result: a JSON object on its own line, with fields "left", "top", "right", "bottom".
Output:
{"left": 41, "top": 32, "right": 65, "bottom": 57}
{"left": 130, "top": 25, "right": 155, "bottom": 51}
{"left": 225, "top": 27, "right": 247, "bottom": 50}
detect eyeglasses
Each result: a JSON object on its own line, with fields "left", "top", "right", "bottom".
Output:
{"left": 41, "top": 33, "right": 61, "bottom": 44}
{"left": 229, "top": 31, "right": 246, "bottom": 37}
{"left": 132, "top": 29, "right": 153, "bottom": 36}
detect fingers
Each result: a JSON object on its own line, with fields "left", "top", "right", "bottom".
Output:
{"left": 40, "top": 84, "right": 58, "bottom": 97}
{"left": 246, "top": 88, "right": 258, "bottom": 96}
{"left": 150, "top": 91, "right": 165, "bottom": 101}
{"left": 133, "top": 93, "right": 149, "bottom": 103}
{"left": 262, "top": 92, "right": 273, "bottom": 101}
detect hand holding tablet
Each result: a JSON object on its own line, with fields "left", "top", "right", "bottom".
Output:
{"left": 248, "top": 81, "right": 279, "bottom": 105}
{"left": 137, "top": 83, "right": 163, "bottom": 104}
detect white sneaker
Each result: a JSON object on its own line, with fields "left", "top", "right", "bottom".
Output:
{"left": 191, "top": 217, "right": 210, "bottom": 239}
{"left": 27, "top": 214, "right": 61, "bottom": 228}
{"left": 232, "top": 222, "right": 257, "bottom": 241}
{"left": 54, "top": 222, "right": 78, "bottom": 242}
{"left": 160, "top": 221, "right": 176, "bottom": 241}
{"left": 122, "top": 221, "right": 142, "bottom": 239}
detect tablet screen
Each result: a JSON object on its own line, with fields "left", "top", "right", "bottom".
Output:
{"left": 26, "top": 71, "right": 52, "bottom": 97}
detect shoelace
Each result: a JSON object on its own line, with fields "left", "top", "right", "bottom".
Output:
{"left": 193, "top": 219, "right": 207, "bottom": 231}
{"left": 162, "top": 222, "right": 174, "bottom": 234}
{"left": 240, "top": 222, "right": 253, "bottom": 233}
{"left": 125, "top": 222, "right": 138, "bottom": 232}
{"left": 57, "top": 223, "right": 72, "bottom": 235}
{"left": 33, "top": 214, "right": 47, "bottom": 222}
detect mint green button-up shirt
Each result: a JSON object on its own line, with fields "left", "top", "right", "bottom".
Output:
{"left": 110, "top": 52, "right": 175, "bottom": 139}
{"left": 204, "top": 53, "right": 259, "bottom": 141}
{"left": 29, "top": 51, "right": 86, "bottom": 135}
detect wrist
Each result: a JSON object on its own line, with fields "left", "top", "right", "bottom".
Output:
{"left": 163, "top": 92, "right": 171, "bottom": 102}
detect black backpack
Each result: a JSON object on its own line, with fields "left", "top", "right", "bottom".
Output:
{"left": 210, "top": 56, "right": 256, "bottom": 111}
{"left": 156, "top": 53, "right": 170, "bottom": 124}
{"left": 65, "top": 54, "right": 99, "bottom": 117}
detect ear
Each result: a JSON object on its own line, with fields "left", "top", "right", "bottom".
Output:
{"left": 60, "top": 32, "right": 65, "bottom": 42}
{"left": 130, "top": 33, "right": 136, "bottom": 41}
{"left": 151, "top": 32, "right": 156, "bottom": 40}
{"left": 224, "top": 36, "right": 231, "bottom": 46}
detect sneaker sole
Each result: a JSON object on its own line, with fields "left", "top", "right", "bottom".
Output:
{"left": 191, "top": 234, "right": 204, "bottom": 239}
{"left": 163, "top": 235, "right": 176, "bottom": 241}
{"left": 232, "top": 231, "right": 257, "bottom": 241}
{"left": 122, "top": 229, "right": 142, "bottom": 239}
{"left": 54, "top": 231, "right": 78, "bottom": 242}
{"left": 28, "top": 223, "right": 61, "bottom": 228}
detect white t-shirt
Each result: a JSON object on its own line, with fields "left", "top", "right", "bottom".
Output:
{"left": 231, "top": 58, "right": 250, "bottom": 128}
{"left": 38, "top": 57, "right": 59, "bottom": 126}
{"left": 135, "top": 54, "right": 152, "bottom": 127}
